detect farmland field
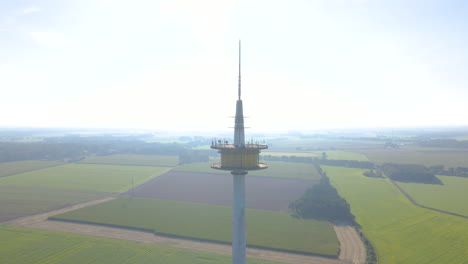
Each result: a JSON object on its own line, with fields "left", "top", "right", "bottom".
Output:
{"left": 172, "top": 162, "right": 229, "bottom": 174}
{"left": 0, "top": 164, "right": 170, "bottom": 192}
{"left": 268, "top": 138, "right": 381, "bottom": 152}
{"left": 398, "top": 175, "right": 468, "bottom": 216}
{"left": 0, "top": 186, "right": 107, "bottom": 222}
{"left": 319, "top": 150, "right": 368, "bottom": 161}
{"left": 0, "top": 160, "right": 64, "bottom": 177}
{"left": 127, "top": 171, "right": 317, "bottom": 211}
{"left": 80, "top": 154, "right": 179, "bottom": 167}
{"left": 0, "top": 225, "right": 284, "bottom": 264}
{"left": 173, "top": 161, "right": 321, "bottom": 180}
{"left": 52, "top": 197, "right": 339, "bottom": 256}
{"left": 361, "top": 148, "right": 468, "bottom": 168}
{"left": 262, "top": 150, "right": 368, "bottom": 161}
{"left": 324, "top": 166, "right": 468, "bottom": 264}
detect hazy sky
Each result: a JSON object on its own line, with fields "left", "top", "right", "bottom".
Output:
{"left": 1, "top": 0, "right": 467, "bottom": 132}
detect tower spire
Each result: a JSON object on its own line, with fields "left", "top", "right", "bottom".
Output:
{"left": 234, "top": 40, "right": 245, "bottom": 147}
{"left": 238, "top": 40, "right": 241, "bottom": 101}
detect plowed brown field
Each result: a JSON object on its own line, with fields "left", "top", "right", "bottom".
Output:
{"left": 125, "top": 171, "right": 318, "bottom": 212}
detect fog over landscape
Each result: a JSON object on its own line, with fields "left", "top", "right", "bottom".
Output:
{"left": 1, "top": 2, "right": 468, "bottom": 264}
{"left": 1, "top": 0, "right": 468, "bottom": 132}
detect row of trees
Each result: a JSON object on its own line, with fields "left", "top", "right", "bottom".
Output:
{"left": 381, "top": 163, "right": 442, "bottom": 184}
{"left": 366, "top": 164, "right": 468, "bottom": 180}
{"left": 428, "top": 165, "right": 468, "bottom": 178}
{"left": 178, "top": 150, "right": 210, "bottom": 165}
{"left": 418, "top": 139, "right": 468, "bottom": 148}
{"left": 318, "top": 159, "right": 375, "bottom": 169}
{"left": 261, "top": 155, "right": 315, "bottom": 163}
{"left": 260, "top": 155, "right": 376, "bottom": 169}
{"left": 0, "top": 137, "right": 189, "bottom": 162}
{"left": 289, "top": 173, "right": 355, "bottom": 223}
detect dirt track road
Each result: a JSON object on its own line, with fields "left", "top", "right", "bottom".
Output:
{"left": 18, "top": 220, "right": 346, "bottom": 264}
{"left": 9, "top": 197, "right": 364, "bottom": 264}
{"left": 7, "top": 196, "right": 116, "bottom": 226}
{"left": 334, "top": 225, "right": 366, "bottom": 264}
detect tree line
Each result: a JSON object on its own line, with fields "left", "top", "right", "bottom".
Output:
{"left": 289, "top": 167, "right": 355, "bottom": 223}
{"left": 418, "top": 138, "right": 468, "bottom": 148}
{"left": 381, "top": 163, "right": 442, "bottom": 184}
{"left": 0, "top": 137, "right": 189, "bottom": 162}
{"left": 178, "top": 149, "right": 210, "bottom": 165}
{"left": 428, "top": 165, "right": 468, "bottom": 178}
{"left": 261, "top": 155, "right": 375, "bottom": 169}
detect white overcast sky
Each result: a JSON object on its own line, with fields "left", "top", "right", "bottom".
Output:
{"left": 1, "top": 0, "right": 467, "bottom": 132}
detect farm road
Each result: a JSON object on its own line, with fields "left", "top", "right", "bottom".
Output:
{"left": 334, "top": 225, "right": 366, "bottom": 264}
{"left": 7, "top": 196, "right": 116, "bottom": 226}
{"left": 8, "top": 192, "right": 364, "bottom": 264}
{"left": 21, "top": 220, "right": 348, "bottom": 264}
{"left": 8, "top": 196, "right": 364, "bottom": 264}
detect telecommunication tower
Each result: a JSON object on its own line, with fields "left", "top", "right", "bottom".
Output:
{"left": 211, "top": 41, "right": 268, "bottom": 264}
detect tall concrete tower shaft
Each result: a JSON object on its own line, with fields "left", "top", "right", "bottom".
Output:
{"left": 210, "top": 41, "right": 268, "bottom": 264}
{"left": 234, "top": 100, "right": 245, "bottom": 147}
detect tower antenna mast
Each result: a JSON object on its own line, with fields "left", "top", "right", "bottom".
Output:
{"left": 238, "top": 40, "right": 241, "bottom": 100}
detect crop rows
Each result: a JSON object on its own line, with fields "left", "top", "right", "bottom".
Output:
{"left": 0, "top": 225, "right": 285, "bottom": 264}
{"left": 52, "top": 197, "right": 339, "bottom": 256}
{"left": 0, "top": 186, "right": 106, "bottom": 222}
{"left": 0, "top": 163, "right": 170, "bottom": 193}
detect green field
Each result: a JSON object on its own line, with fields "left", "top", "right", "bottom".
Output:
{"left": 192, "top": 145, "right": 211, "bottom": 150}
{"left": 363, "top": 148, "right": 468, "bottom": 168}
{"left": 0, "top": 160, "right": 64, "bottom": 177}
{"left": 172, "top": 162, "right": 229, "bottom": 174}
{"left": 0, "top": 186, "right": 107, "bottom": 222}
{"left": 52, "top": 197, "right": 339, "bottom": 256}
{"left": 80, "top": 155, "right": 179, "bottom": 167}
{"left": 0, "top": 164, "right": 169, "bottom": 192}
{"left": 0, "top": 225, "right": 285, "bottom": 264}
{"left": 173, "top": 161, "right": 321, "bottom": 180}
{"left": 324, "top": 166, "right": 468, "bottom": 264}
{"left": 262, "top": 151, "right": 321, "bottom": 158}
{"left": 262, "top": 150, "right": 368, "bottom": 161}
{"left": 398, "top": 176, "right": 468, "bottom": 216}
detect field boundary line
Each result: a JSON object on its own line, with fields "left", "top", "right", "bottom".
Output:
{"left": 0, "top": 162, "right": 67, "bottom": 178}
{"left": 387, "top": 177, "right": 468, "bottom": 219}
